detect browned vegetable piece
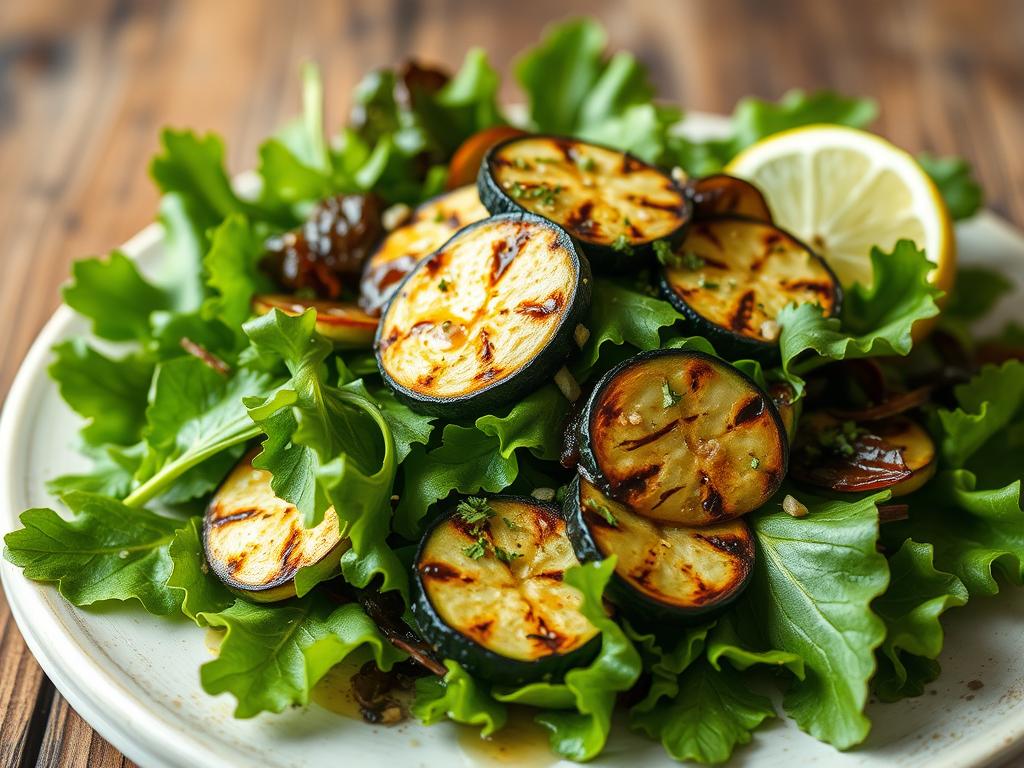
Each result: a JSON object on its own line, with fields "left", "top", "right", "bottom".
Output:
{"left": 447, "top": 125, "right": 527, "bottom": 189}
{"left": 687, "top": 174, "right": 773, "bottom": 222}
{"left": 791, "top": 412, "right": 936, "bottom": 496}
{"left": 253, "top": 295, "right": 378, "bottom": 348}
{"left": 262, "top": 193, "right": 384, "bottom": 298}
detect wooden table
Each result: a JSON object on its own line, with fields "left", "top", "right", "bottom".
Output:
{"left": 1, "top": 0, "right": 1021, "bottom": 763}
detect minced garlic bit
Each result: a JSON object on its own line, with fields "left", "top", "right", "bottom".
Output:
{"left": 627, "top": 411, "right": 642, "bottom": 425}
{"left": 783, "top": 494, "right": 809, "bottom": 517}
{"left": 574, "top": 323, "right": 591, "bottom": 348}
{"left": 531, "top": 487, "right": 556, "bottom": 502}
{"left": 760, "top": 319, "right": 781, "bottom": 342}
{"left": 554, "top": 366, "right": 581, "bottom": 402}
{"left": 381, "top": 203, "right": 412, "bottom": 231}
{"left": 670, "top": 166, "right": 688, "bottom": 185}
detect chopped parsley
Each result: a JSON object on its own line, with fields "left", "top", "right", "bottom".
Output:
{"left": 437, "top": 278, "right": 450, "bottom": 293}
{"left": 510, "top": 182, "right": 562, "bottom": 206}
{"left": 750, "top": 456, "right": 760, "bottom": 469}
{"left": 584, "top": 497, "right": 618, "bottom": 527}
{"left": 502, "top": 515, "right": 521, "bottom": 531}
{"left": 817, "top": 420, "right": 867, "bottom": 457}
{"left": 697, "top": 275, "right": 720, "bottom": 290}
{"left": 662, "top": 380, "right": 682, "bottom": 408}
{"left": 463, "top": 537, "right": 488, "bottom": 560}
{"left": 456, "top": 497, "right": 494, "bottom": 529}
{"left": 512, "top": 156, "right": 531, "bottom": 170}
{"left": 611, "top": 234, "right": 635, "bottom": 255}
{"left": 654, "top": 241, "right": 705, "bottom": 271}
{"left": 494, "top": 545, "right": 523, "bottom": 563}
{"left": 575, "top": 154, "right": 597, "bottom": 172}
{"left": 433, "top": 210, "right": 446, "bottom": 223}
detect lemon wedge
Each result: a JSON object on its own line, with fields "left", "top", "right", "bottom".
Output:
{"left": 726, "top": 125, "right": 955, "bottom": 295}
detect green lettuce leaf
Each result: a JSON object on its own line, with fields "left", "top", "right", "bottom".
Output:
{"left": 155, "top": 192, "right": 219, "bottom": 312}
{"left": 935, "top": 361, "right": 1024, "bottom": 468}
{"left": 626, "top": 621, "right": 713, "bottom": 716}
{"left": 166, "top": 516, "right": 234, "bottom": 622}
{"left": 778, "top": 240, "right": 941, "bottom": 392}
{"left": 492, "top": 558, "right": 642, "bottom": 762}
{"left": 475, "top": 384, "right": 568, "bottom": 462}
{"left": 201, "top": 214, "right": 275, "bottom": 335}
{"left": 873, "top": 539, "right": 967, "bottom": 701}
{"left": 62, "top": 251, "right": 171, "bottom": 341}
{"left": 631, "top": 660, "right": 775, "bottom": 765}
{"left": 3, "top": 492, "right": 180, "bottom": 614}
{"left": 747, "top": 490, "right": 890, "bottom": 749}
{"left": 705, "top": 611, "right": 805, "bottom": 678}
{"left": 198, "top": 596, "right": 405, "bottom": 718}
{"left": 364, "top": 382, "right": 435, "bottom": 464}
{"left": 918, "top": 152, "right": 983, "bottom": 221}
{"left": 48, "top": 340, "right": 155, "bottom": 447}
{"left": 46, "top": 442, "right": 144, "bottom": 499}
{"left": 412, "top": 660, "right": 508, "bottom": 737}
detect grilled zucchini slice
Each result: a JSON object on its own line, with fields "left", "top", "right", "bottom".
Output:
{"left": 204, "top": 452, "right": 347, "bottom": 602}
{"left": 478, "top": 135, "right": 690, "bottom": 272}
{"left": 252, "top": 295, "right": 378, "bottom": 347}
{"left": 359, "top": 185, "right": 489, "bottom": 315}
{"left": 565, "top": 476, "right": 754, "bottom": 624}
{"left": 412, "top": 496, "right": 601, "bottom": 686}
{"left": 659, "top": 217, "right": 841, "bottom": 361}
{"left": 791, "top": 412, "right": 936, "bottom": 496}
{"left": 376, "top": 212, "right": 591, "bottom": 417}
{"left": 687, "top": 174, "right": 773, "bottom": 222}
{"left": 578, "top": 350, "right": 787, "bottom": 526}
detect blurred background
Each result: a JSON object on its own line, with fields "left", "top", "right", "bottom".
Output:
{"left": 0, "top": 0, "right": 1021, "bottom": 763}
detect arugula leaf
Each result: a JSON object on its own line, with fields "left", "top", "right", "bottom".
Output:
{"left": 434, "top": 48, "right": 505, "bottom": 150}
{"left": 412, "top": 660, "right": 508, "bottom": 737}
{"left": 47, "top": 442, "right": 144, "bottom": 499}
{"left": 49, "top": 340, "right": 154, "bottom": 446}
{"left": 942, "top": 266, "right": 1014, "bottom": 328}
{"left": 201, "top": 215, "right": 274, "bottom": 334}
{"left": 670, "top": 90, "right": 877, "bottom": 176}
{"left": 778, "top": 240, "right": 941, "bottom": 392}
{"left": 150, "top": 129, "right": 249, "bottom": 222}
{"left": 888, "top": 470, "right": 1024, "bottom": 597}
{"left": 365, "top": 382, "right": 434, "bottom": 463}
{"left": 873, "top": 539, "right": 967, "bottom": 701}
{"left": 626, "top": 621, "right": 713, "bottom": 715}
{"left": 127, "top": 356, "right": 271, "bottom": 507}
{"left": 493, "top": 558, "right": 642, "bottom": 762}
{"left": 155, "top": 192, "right": 219, "bottom": 312}
{"left": 395, "top": 424, "right": 518, "bottom": 539}
{"left": 747, "top": 490, "right": 889, "bottom": 749}
{"left": 166, "top": 517, "right": 233, "bottom": 622}
{"left": 198, "top": 596, "right": 405, "bottom": 718}
{"left": 935, "top": 361, "right": 1024, "bottom": 467}
{"left": 574, "top": 279, "right": 682, "bottom": 376}
{"left": 705, "top": 611, "right": 805, "bottom": 678}
{"left": 918, "top": 152, "right": 983, "bottom": 221}
{"left": 632, "top": 660, "right": 775, "bottom": 765}
{"left": 62, "top": 251, "right": 170, "bottom": 341}
{"left": 3, "top": 492, "right": 180, "bottom": 614}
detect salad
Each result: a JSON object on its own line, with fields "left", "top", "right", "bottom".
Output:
{"left": 5, "top": 16, "right": 1021, "bottom": 766}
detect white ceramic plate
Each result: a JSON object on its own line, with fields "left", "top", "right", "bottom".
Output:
{"left": 3, "top": 114, "right": 1024, "bottom": 768}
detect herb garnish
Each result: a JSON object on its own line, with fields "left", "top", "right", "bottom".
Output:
{"left": 662, "top": 380, "right": 682, "bottom": 408}
{"left": 611, "top": 234, "right": 634, "bottom": 255}
{"left": 438, "top": 278, "right": 450, "bottom": 293}
{"left": 463, "top": 537, "right": 488, "bottom": 560}
{"left": 584, "top": 497, "right": 618, "bottom": 527}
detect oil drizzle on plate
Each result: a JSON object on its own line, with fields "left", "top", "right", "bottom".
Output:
{"left": 456, "top": 705, "right": 555, "bottom": 767}
{"left": 311, "top": 660, "right": 364, "bottom": 719}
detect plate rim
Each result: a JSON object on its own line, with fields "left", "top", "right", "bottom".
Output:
{"left": 3, "top": 112, "right": 1024, "bottom": 768}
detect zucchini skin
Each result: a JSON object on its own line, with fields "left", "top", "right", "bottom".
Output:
{"left": 576, "top": 348, "right": 788, "bottom": 526}
{"left": 686, "top": 174, "right": 773, "bottom": 222}
{"left": 659, "top": 218, "right": 843, "bottom": 363}
{"left": 411, "top": 496, "right": 601, "bottom": 687}
{"left": 477, "top": 135, "right": 691, "bottom": 273}
{"left": 563, "top": 476, "right": 754, "bottom": 626}
{"left": 375, "top": 212, "right": 592, "bottom": 418}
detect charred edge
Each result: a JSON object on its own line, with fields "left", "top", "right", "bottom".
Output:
{"left": 621, "top": 154, "right": 644, "bottom": 174}
{"left": 516, "top": 292, "right": 564, "bottom": 318}
{"left": 531, "top": 505, "right": 563, "bottom": 541}
{"left": 695, "top": 222, "right": 723, "bottom": 249}
{"left": 420, "top": 562, "right": 474, "bottom": 583}
{"left": 694, "top": 533, "right": 754, "bottom": 561}
{"left": 474, "top": 367, "right": 501, "bottom": 382}
{"left": 565, "top": 200, "right": 596, "bottom": 236}
{"left": 688, "top": 360, "right": 714, "bottom": 392}
{"left": 478, "top": 329, "right": 494, "bottom": 363}
{"left": 211, "top": 508, "right": 259, "bottom": 527}
{"left": 596, "top": 398, "right": 622, "bottom": 426}
{"left": 527, "top": 617, "right": 565, "bottom": 652}
{"left": 378, "top": 329, "right": 400, "bottom": 352}
{"left": 280, "top": 527, "right": 302, "bottom": 569}
{"left": 490, "top": 227, "right": 530, "bottom": 284}
{"left": 535, "top": 570, "right": 565, "bottom": 581}
{"left": 730, "top": 290, "right": 757, "bottom": 332}
{"left": 617, "top": 418, "right": 679, "bottom": 451}
{"left": 785, "top": 279, "right": 837, "bottom": 299}
{"left": 732, "top": 395, "right": 765, "bottom": 427}
{"left": 418, "top": 373, "right": 435, "bottom": 387}
{"left": 636, "top": 196, "right": 683, "bottom": 214}
{"left": 469, "top": 620, "right": 493, "bottom": 640}
{"left": 651, "top": 484, "right": 683, "bottom": 510}
{"left": 613, "top": 464, "right": 662, "bottom": 498}
{"left": 552, "top": 138, "right": 576, "bottom": 163}
{"left": 226, "top": 554, "right": 246, "bottom": 575}
{"left": 699, "top": 475, "right": 725, "bottom": 519}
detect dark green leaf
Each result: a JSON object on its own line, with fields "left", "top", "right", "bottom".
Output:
{"left": 166, "top": 517, "right": 234, "bottom": 622}
{"left": 918, "top": 152, "right": 983, "bottom": 221}
{"left": 412, "top": 660, "right": 507, "bottom": 737}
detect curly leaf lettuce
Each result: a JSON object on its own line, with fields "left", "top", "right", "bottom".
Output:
{"left": 412, "top": 660, "right": 508, "bottom": 737}
{"left": 493, "top": 558, "right": 642, "bottom": 762}
{"left": 3, "top": 492, "right": 181, "bottom": 614}
{"left": 935, "top": 360, "right": 1024, "bottom": 468}
{"left": 873, "top": 539, "right": 968, "bottom": 701}
{"left": 166, "top": 516, "right": 234, "bottom": 622}
{"left": 747, "top": 490, "right": 890, "bottom": 749}
{"left": 198, "top": 596, "right": 405, "bottom": 718}
{"left": 917, "top": 152, "right": 983, "bottom": 221}
{"left": 778, "top": 240, "right": 941, "bottom": 392}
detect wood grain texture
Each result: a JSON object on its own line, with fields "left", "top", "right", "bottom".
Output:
{"left": 0, "top": 0, "right": 1021, "bottom": 764}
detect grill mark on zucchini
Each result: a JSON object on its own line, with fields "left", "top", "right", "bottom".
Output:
{"left": 618, "top": 419, "right": 679, "bottom": 450}
{"left": 420, "top": 562, "right": 475, "bottom": 583}
{"left": 694, "top": 533, "right": 754, "bottom": 560}
{"left": 732, "top": 395, "right": 766, "bottom": 427}
{"left": 730, "top": 290, "right": 757, "bottom": 332}
{"left": 516, "top": 292, "right": 563, "bottom": 317}
{"left": 478, "top": 329, "right": 494, "bottom": 363}
{"left": 652, "top": 485, "right": 684, "bottom": 510}
{"left": 695, "top": 222, "right": 723, "bottom": 249}
{"left": 210, "top": 508, "right": 259, "bottom": 527}
{"left": 490, "top": 228, "right": 530, "bottom": 284}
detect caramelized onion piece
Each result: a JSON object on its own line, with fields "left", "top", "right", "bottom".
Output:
{"left": 828, "top": 385, "right": 932, "bottom": 422}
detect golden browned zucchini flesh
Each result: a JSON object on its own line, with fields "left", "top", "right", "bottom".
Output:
{"left": 687, "top": 174, "right": 773, "bottom": 222}
{"left": 791, "top": 412, "right": 936, "bottom": 496}
{"left": 479, "top": 135, "right": 689, "bottom": 270}
{"left": 412, "top": 496, "right": 600, "bottom": 686}
{"left": 579, "top": 350, "right": 787, "bottom": 526}
{"left": 359, "top": 185, "right": 488, "bottom": 315}
{"left": 252, "top": 295, "right": 378, "bottom": 348}
{"left": 376, "top": 212, "right": 590, "bottom": 417}
{"left": 659, "top": 217, "right": 841, "bottom": 360}
{"left": 566, "top": 476, "right": 754, "bottom": 622}
{"left": 203, "top": 451, "right": 347, "bottom": 602}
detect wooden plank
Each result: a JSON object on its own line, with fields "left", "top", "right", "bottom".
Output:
{"left": 0, "top": 1, "right": 1021, "bottom": 765}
